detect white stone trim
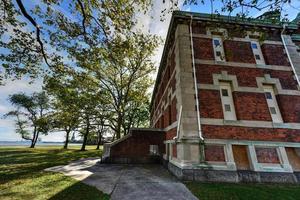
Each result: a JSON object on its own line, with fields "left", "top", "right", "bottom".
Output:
{"left": 195, "top": 59, "right": 293, "bottom": 71}
{"left": 198, "top": 83, "right": 300, "bottom": 96}
{"left": 256, "top": 74, "right": 300, "bottom": 95}
{"left": 248, "top": 145, "right": 293, "bottom": 173}
{"left": 205, "top": 139, "right": 294, "bottom": 173}
{"left": 164, "top": 121, "right": 178, "bottom": 132}
{"left": 192, "top": 33, "right": 283, "bottom": 46}
{"left": 200, "top": 118, "right": 300, "bottom": 130}
{"left": 205, "top": 139, "right": 300, "bottom": 148}
{"left": 212, "top": 71, "right": 239, "bottom": 91}
{"left": 168, "top": 157, "right": 237, "bottom": 171}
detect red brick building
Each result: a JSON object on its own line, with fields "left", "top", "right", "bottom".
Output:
{"left": 103, "top": 11, "right": 300, "bottom": 183}
{"left": 150, "top": 11, "right": 300, "bottom": 183}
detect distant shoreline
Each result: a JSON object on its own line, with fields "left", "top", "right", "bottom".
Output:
{"left": 0, "top": 141, "right": 81, "bottom": 146}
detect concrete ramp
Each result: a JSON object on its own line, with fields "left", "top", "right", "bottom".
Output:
{"left": 45, "top": 158, "right": 198, "bottom": 200}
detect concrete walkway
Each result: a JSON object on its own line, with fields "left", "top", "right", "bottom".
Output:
{"left": 45, "top": 158, "right": 198, "bottom": 200}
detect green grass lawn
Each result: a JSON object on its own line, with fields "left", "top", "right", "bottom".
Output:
{"left": 185, "top": 182, "right": 300, "bottom": 200}
{"left": 0, "top": 146, "right": 109, "bottom": 200}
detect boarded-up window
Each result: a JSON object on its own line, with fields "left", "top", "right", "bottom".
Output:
{"left": 286, "top": 147, "right": 300, "bottom": 171}
{"left": 255, "top": 147, "right": 280, "bottom": 164}
{"left": 232, "top": 145, "right": 250, "bottom": 170}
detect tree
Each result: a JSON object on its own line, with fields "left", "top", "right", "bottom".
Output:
{"left": 5, "top": 92, "right": 50, "bottom": 148}
{"left": 88, "top": 33, "right": 159, "bottom": 139}
{"left": 45, "top": 75, "right": 81, "bottom": 149}
{"left": 1, "top": 0, "right": 160, "bottom": 145}
{"left": 0, "top": 0, "right": 152, "bottom": 84}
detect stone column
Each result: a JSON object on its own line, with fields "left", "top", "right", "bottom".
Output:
{"left": 174, "top": 24, "right": 201, "bottom": 164}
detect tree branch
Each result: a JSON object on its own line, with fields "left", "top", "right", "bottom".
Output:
{"left": 76, "top": 0, "right": 89, "bottom": 43}
{"left": 15, "top": 0, "right": 51, "bottom": 68}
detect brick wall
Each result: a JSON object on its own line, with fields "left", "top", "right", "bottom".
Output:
{"left": 193, "top": 37, "right": 214, "bottom": 60}
{"left": 269, "top": 70, "right": 298, "bottom": 90}
{"left": 171, "top": 98, "right": 177, "bottom": 123}
{"left": 166, "top": 128, "right": 177, "bottom": 140}
{"left": 199, "top": 89, "right": 223, "bottom": 118}
{"left": 196, "top": 64, "right": 298, "bottom": 90}
{"left": 205, "top": 145, "right": 226, "bottom": 162}
{"left": 152, "top": 46, "right": 177, "bottom": 128}
{"left": 172, "top": 144, "right": 177, "bottom": 158}
{"left": 202, "top": 125, "right": 300, "bottom": 142}
{"left": 255, "top": 147, "right": 280, "bottom": 164}
{"left": 192, "top": 24, "right": 206, "bottom": 34}
{"left": 163, "top": 108, "right": 170, "bottom": 128}
{"left": 233, "top": 92, "right": 272, "bottom": 121}
{"left": 277, "top": 95, "right": 300, "bottom": 123}
{"left": 261, "top": 44, "right": 290, "bottom": 66}
{"left": 223, "top": 40, "right": 256, "bottom": 63}
{"left": 110, "top": 130, "right": 166, "bottom": 157}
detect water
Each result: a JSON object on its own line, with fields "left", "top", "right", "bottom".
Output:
{"left": 0, "top": 141, "right": 81, "bottom": 146}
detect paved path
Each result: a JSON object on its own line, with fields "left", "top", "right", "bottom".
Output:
{"left": 45, "top": 158, "right": 198, "bottom": 200}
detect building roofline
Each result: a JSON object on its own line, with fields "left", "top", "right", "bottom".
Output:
{"left": 150, "top": 11, "right": 298, "bottom": 110}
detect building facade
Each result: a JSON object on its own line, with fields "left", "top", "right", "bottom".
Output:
{"left": 150, "top": 11, "right": 300, "bottom": 183}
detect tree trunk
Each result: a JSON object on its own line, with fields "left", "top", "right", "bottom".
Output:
{"left": 31, "top": 133, "right": 39, "bottom": 148}
{"left": 81, "top": 133, "right": 88, "bottom": 151}
{"left": 116, "top": 115, "right": 122, "bottom": 139}
{"left": 30, "top": 140, "right": 35, "bottom": 148}
{"left": 96, "top": 135, "right": 102, "bottom": 150}
{"left": 64, "top": 129, "right": 71, "bottom": 149}
{"left": 30, "top": 128, "right": 36, "bottom": 148}
{"left": 81, "top": 117, "right": 90, "bottom": 151}
{"left": 96, "top": 125, "right": 103, "bottom": 150}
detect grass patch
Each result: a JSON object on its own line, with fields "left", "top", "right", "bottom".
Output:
{"left": 185, "top": 182, "right": 300, "bottom": 200}
{"left": 0, "top": 146, "right": 109, "bottom": 200}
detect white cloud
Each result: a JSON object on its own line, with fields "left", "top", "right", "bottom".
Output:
{"left": 0, "top": 78, "right": 43, "bottom": 141}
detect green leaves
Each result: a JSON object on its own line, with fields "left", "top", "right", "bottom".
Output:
{"left": 6, "top": 92, "right": 51, "bottom": 145}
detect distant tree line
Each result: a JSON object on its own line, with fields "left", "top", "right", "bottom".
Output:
{"left": 1, "top": 0, "right": 159, "bottom": 150}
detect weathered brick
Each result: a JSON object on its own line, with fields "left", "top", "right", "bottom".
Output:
{"left": 196, "top": 64, "right": 298, "bottom": 90}
{"left": 171, "top": 98, "right": 177, "bottom": 123}
{"left": 233, "top": 92, "right": 272, "bottom": 121}
{"left": 277, "top": 95, "right": 300, "bottom": 123}
{"left": 202, "top": 125, "right": 300, "bottom": 142}
{"left": 192, "top": 23, "right": 206, "bottom": 34}
{"left": 166, "top": 128, "right": 177, "bottom": 140}
{"left": 110, "top": 130, "right": 166, "bottom": 157}
{"left": 223, "top": 40, "right": 256, "bottom": 63}
{"left": 261, "top": 44, "right": 290, "bottom": 66}
{"left": 205, "top": 145, "right": 225, "bottom": 162}
{"left": 199, "top": 89, "right": 223, "bottom": 118}
{"left": 193, "top": 37, "right": 214, "bottom": 60}
{"left": 172, "top": 144, "right": 177, "bottom": 158}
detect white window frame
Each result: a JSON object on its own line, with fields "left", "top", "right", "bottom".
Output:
{"left": 250, "top": 40, "right": 265, "bottom": 65}
{"left": 263, "top": 85, "right": 283, "bottom": 123}
{"left": 219, "top": 82, "right": 237, "bottom": 120}
{"left": 212, "top": 37, "right": 226, "bottom": 62}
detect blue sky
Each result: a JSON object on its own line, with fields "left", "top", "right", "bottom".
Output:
{"left": 1, "top": 0, "right": 300, "bottom": 142}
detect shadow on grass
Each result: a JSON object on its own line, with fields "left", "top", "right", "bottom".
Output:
{"left": 0, "top": 148, "right": 101, "bottom": 184}
{"left": 185, "top": 182, "right": 300, "bottom": 200}
{"left": 48, "top": 181, "right": 110, "bottom": 200}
